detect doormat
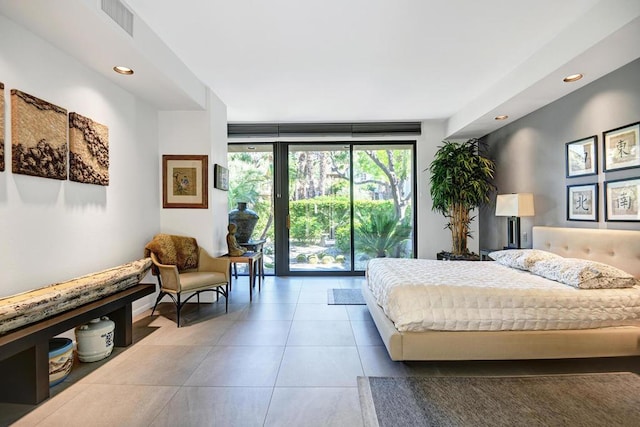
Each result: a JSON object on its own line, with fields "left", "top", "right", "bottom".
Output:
{"left": 327, "top": 288, "right": 365, "bottom": 305}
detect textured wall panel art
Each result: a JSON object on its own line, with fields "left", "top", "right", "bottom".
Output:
{"left": 11, "top": 89, "right": 67, "bottom": 180}
{"left": 69, "top": 112, "right": 109, "bottom": 185}
{"left": 0, "top": 82, "right": 4, "bottom": 171}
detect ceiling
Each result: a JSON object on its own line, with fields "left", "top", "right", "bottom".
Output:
{"left": 1, "top": 0, "right": 640, "bottom": 138}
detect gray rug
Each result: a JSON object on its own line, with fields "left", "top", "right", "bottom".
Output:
{"left": 327, "top": 288, "right": 365, "bottom": 305}
{"left": 358, "top": 373, "right": 640, "bottom": 427}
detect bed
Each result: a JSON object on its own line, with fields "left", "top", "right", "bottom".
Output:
{"left": 363, "top": 226, "right": 640, "bottom": 361}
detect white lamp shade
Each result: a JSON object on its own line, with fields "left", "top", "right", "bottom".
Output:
{"left": 495, "top": 193, "right": 535, "bottom": 217}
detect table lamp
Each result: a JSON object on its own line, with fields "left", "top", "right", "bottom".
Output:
{"left": 495, "top": 193, "right": 535, "bottom": 249}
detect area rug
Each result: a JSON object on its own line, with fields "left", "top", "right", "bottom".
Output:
{"left": 327, "top": 288, "right": 365, "bottom": 305}
{"left": 358, "top": 373, "right": 640, "bottom": 427}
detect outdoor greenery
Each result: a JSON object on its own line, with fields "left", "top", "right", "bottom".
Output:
{"left": 228, "top": 145, "right": 414, "bottom": 271}
{"left": 354, "top": 210, "right": 412, "bottom": 258}
{"left": 429, "top": 138, "right": 496, "bottom": 256}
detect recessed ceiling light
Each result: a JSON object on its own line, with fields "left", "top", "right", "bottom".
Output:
{"left": 494, "top": 115, "right": 509, "bottom": 121}
{"left": 113, "top": 66, "right": 134, "bottom": 75}
{"left": 563, "top": 73, "right": 583, "bottom": 83}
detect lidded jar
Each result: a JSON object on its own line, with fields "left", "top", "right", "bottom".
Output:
{"left": 228, "top": 201, "right": 259, "bottom": 243}
{"left": 75, "top": 316, "right": 115, "bottom": 362}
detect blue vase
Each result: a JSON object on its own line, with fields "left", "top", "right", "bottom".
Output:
{"left": 228, "top": 202, "right": 259, "bottom": 243}
{"left": 49, "top": 338, "right": 73, "bottom": 387}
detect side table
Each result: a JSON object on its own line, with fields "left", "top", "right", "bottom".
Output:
{"left": 236, "top": 239, "right": 266, "bottom": 282}
{"left": 221, "top": 252, "right": 263, "bottom": 302}
{"left": 480, "top": 249, "right": 502, "bottom": 261}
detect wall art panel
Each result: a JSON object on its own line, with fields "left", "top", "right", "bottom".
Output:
{"left": 0, "top": 82, "right": 4, "bottom": 172}
{"left": 69, "top": 112, "right": 109, "bottom": 185}
{"left": 11, "top": 89, "right": 67, "bottom": 180}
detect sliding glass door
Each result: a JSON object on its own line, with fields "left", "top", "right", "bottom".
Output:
{"left": 352, "top": 144, "right": 414, "bottom": 270}
{"left": 287, "top": 144, "right": 352, "bottom": 272}
{"left": 227, "top": 144, "right": 275, "bottom": 274}
{"left": 228, "top": 141, "right": 415, "bottom": 276}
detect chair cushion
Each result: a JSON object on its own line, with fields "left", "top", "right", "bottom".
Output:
{"left": 179, "top": 271, "right": 227, "bottom": 292}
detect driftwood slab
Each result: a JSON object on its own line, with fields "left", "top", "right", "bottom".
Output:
{"left": 0, "top": 258, "right": 152, "bottom": 335}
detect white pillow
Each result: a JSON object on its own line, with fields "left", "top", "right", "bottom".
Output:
{"left": 530, "top": 258, "right": 638, "bottom": 289}
{"left": 489, "top": 249, "right": 562, "bottom": 270}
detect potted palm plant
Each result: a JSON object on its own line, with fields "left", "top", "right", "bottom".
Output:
{"left": 429, "top": 138, "right": 496, "bottom": 259}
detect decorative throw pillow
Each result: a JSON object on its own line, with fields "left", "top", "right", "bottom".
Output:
{"left": 144, "top": 234, "right": 199, "bottom": 272}
{"left": 489, "top": 249, "right": 562, "bottom": 270}
{"left": 530, "top": 258, "right": 638, "bottom": 289}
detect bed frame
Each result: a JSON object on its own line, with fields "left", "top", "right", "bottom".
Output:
{"left": 363, "top": 226, "right": 640, "bottom": 361}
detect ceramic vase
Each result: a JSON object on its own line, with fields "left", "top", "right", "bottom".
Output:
{"left": 75, "top": 316, "right": 115, "bottom": 362}
{"left": 49, "top": 337, "right": 73, "bottom": 387}
{"left": 228, "top": 202, "right": 259, "bottom": 243}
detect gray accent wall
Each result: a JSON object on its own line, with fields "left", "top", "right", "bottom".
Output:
{"left": 480, "top": 58, "right": 640, "bottom": 251}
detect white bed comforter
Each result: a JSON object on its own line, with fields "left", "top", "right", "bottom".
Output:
{"left": 366, "top": 258, "right": 640, "bottom": 332}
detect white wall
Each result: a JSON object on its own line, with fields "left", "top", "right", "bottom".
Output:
{"left": 158, "top": 89, "right": 228, "bottom": 255}
{"left": 416, "top": 120, "right": 480, "bottom": 258}
{"left": 0, "top": 15, "right": 160, "bottom": 300}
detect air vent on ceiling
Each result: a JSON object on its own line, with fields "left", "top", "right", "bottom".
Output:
{"left": 101, "top": 0, "right": 134, "bottom": 36}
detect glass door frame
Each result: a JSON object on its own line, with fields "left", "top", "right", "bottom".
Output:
{"left": 273, "top": 140, "right": 417, "bottom": 277}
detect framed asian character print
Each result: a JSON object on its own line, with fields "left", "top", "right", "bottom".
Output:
{"left": 162, "top": 154, "right": 208, "bottom": 209}
{"left": 605, "top": 177, "right": 640, "bottom": 222}
{"left": 603, "top": 121, "right": 640, "bottom": 172}
{"left": 567, "top": 183, "right": 598, "bottom": 222}
{"left": 565, "top": 135, "right": 597, "bottom": 177}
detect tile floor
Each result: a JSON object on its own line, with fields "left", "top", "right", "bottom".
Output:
{"left": 2, "top": 276, "right": 639, "bottom": 426}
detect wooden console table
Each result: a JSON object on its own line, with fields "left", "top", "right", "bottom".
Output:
{"left": 0, "top": 283, "right": 155, "bottom": 404}
{"left": 221, "top": 252, "right": 263, "bottom": 301}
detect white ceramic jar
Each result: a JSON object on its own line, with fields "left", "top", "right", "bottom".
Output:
{"left": 75, "top": 316, "right": 115, "bottom": 362}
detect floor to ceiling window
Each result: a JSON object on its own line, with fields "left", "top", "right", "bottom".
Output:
{"left": 227, "top": 144, "right": 275, "bottom": 274}
{"left": 227, "top": 141, "right": 416, "bottom": 276}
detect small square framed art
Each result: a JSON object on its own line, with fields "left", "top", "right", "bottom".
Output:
{"left": 604, "top": 177, "right": 640, "bottom": 222}
{"left": 162, "top": 154, "right": 208, "bottom": 209}
{"left": 603, "top": 121, "right": 639, "bottom": 172}
{"left": 565, "top": 135, "right": 597, "bottom": 177}
{"left": 567, "top": 183, "right": 598, "bottom": 222}
{"left": 214, "top": 164, "right": 229, "bottom": 191}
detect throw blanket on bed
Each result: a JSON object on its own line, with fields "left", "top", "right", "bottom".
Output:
{"left": 144, "top": 234, "right": 199, "bottom": 272}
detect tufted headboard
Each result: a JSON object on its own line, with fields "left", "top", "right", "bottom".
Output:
{"left": 532, "top": 226, "right": 640, "bottom": 278}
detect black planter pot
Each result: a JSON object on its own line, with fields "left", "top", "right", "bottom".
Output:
{"left": 436, "top": 251, "right": 480, "bottom": 261}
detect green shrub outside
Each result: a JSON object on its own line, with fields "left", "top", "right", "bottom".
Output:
{"left": 289, "top": 196, "right": 397, "bottom": 248}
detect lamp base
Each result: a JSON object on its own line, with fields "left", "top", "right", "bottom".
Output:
{"left": 506, "top": 216, "right": 521, "bottom": 249}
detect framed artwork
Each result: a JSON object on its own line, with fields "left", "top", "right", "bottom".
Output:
{"left": 603, "top": 121, "right": 640, "bottom": 172}
{"left": 567, "top": 183, "right": 598, "bottom": 221}
{"left": 11, "top": 89, "right": 67, "bottom": 180}
{"left": 604, "top": 177, "right": 640, "bottom": 222}
{"left": 214, "top": 164, "right": 229, "bottom": 191}
{"left": 162, "top": 154, "right": 208, "bottom": 209}
{"left": 69, "top": 112, "right": 109, "bottom": 186}
{"left": 565, "top": 135, "right": 597, "bottom": 177}
{"left": 0, "top": 82, "right": 4, "bottom": 171}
